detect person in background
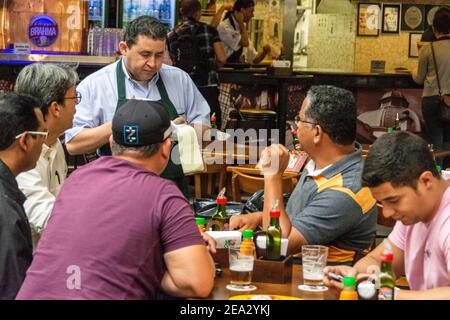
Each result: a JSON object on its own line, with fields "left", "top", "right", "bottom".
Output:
{"left": 325, "top": 132, "right": 450, "bottom": 300}
{"left": 412, "top": 6, "right": 450, "bottom": 168}
{"left": 230, "top": 86, "right": 377, "bottom": 265}
{"left": 168, "top": 0, "right": 229, "bottom": 128}
{"left": 65, "top": 16, "right": 211, "bottom": 196}
{"left": 217, "top": 0, "right": 271, "bottom": 64}
{"left": 14, "top": 63, "right": 79, "bottom": 249}
{"left": 0, "top": 93, "right": 47, "bottom": 299}
{"left": 17, "top": 100, "right": 215, "bottom": 300}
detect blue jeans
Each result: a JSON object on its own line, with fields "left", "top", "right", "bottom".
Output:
{"left": 422, "top": 96, "right": 450, "bottom": 167}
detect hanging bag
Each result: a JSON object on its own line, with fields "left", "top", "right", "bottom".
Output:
{"left": 430, "top": 42, "right": 450, "bottom": 122}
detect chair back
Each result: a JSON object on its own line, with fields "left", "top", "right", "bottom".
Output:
{"left": 229, "top": 167, "right": 298, "bottom": 201}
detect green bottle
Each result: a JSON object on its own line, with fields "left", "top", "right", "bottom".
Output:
{"left": 387, "top": 127, "right": 393, "bottom": 133}
{"left": 266, "top": 201, "right": 282, "bottom": 261}
{"left": 290, "top": 127, "right": 302, "bottom": 151}
{"left": 210, "top": 112, "right": 217, "bottom": 129}
{"left": 393, "top": 113, "right": 401, "bottom": 131}
{"left": 210, "top": 187, "right": 229, "bottom": 231}
{"left": 378, "top": 251, "right": 395, "bottom": 300}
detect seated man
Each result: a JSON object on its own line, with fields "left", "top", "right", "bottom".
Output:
{"left": 325, "top": 132, "right": 450, "bottom": 299}
{"left": 17, "top": 100, "right": 215, "bottom": 300}
{"left": 14, "top": 63, "right": 79, "bottom": 248}
{"left": 0, "top": 93, "right": 47, "bottom": 299}
{"left": 230, "top": 85, "right": 377, "bottom": 265}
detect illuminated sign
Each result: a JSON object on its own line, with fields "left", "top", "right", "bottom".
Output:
{"left": 28, "top": 15, "right": 59, "bottom": 48}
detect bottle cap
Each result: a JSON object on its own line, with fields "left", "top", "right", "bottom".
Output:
{"left": 291, "top": 129, "right": 297, "bottom": 135}
{"left": 381, "top": 252, "right": 393, "bottom": 262}
{"left": 269, "top": 210, "right": 280, "bottom": 218}
{"left": 195, "top": 217, "right": 205, "bottom": 225}
{"left": 436, "top": 165, "right": 442, "bottom": 172}
{"left": 242, "top": 230, "right": 253, "bottom": 239}
{"left": 387, "top": 127, "right": 393, "bottom": 133}
{"left": 343, "top": 276, "right": 356, "bottom": 287}
{"left": 216, "top": 196, "right": 227, "bottom": 205}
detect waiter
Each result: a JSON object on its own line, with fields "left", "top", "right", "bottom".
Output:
{"left": 217, "top": 0, "right": 271, "bottom": 64}
{"left": 65, "top": 16, "right": 211, "bottom": 196}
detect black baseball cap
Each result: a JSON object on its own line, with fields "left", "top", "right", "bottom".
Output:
{"left": 112, "top": 99, "right": 174, "bottom": 147}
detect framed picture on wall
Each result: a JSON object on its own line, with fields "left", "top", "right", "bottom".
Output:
{"left": 401, "top": 4, "right": 425, "bottom": 32}
{"left": 382, "top": 4, "right": 401, "bottom": 33}
{"left": 357, "top": 3, "right": 380, "bottom": 36}
{"left": 409, "top": 32, "right": 423, "bottom": 58}
{"left": 425, "top": 5, "right": 440, "bottom": 29}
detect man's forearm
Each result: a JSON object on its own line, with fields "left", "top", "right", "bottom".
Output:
{"left": 66, "top": 123, "right": 112, "bottom": 155}
{"left": 395, "top": 287, "right": 450, "bottom": 300}
{"left": 353, "top": 253, "right": 381, "bottom": 275}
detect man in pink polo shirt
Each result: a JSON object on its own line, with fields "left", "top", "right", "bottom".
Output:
{"left": 324, "top": 131, "right": 450, "bottom": 299}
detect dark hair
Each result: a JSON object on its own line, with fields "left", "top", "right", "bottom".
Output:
{"left": 123, "top": 16, "right": 168, "bottom": 47}
{"left": 234, "top": 0, "right": 255, "bottom": 11}
{"left": 362, "top": 131, "right": 439, "bottom": 189}
{"left": 433, "top": 6, "right": 450, "bottom": 34}
{"left": 14, "top": 63, "right": 78, "bottom": 119}
{"left": 0, "top": 92, "right": 40, "bottom": 151}
{"left": 304, "top": 85, "right": 356, "bottom": 145}
{"left": 179, "top": 0, "right": 201, "bottom": 18}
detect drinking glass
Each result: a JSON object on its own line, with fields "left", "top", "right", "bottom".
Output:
{"left": 226, "top": 246, "right": 256, "bottom": 291}
{"left": 299, "top": 245, "right": 328, "bottom": 292}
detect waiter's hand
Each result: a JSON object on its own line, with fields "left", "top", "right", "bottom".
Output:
{"left": 173, "top": 117, "right": 186, "bottom": 125}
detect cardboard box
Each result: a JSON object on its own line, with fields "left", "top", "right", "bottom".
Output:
{"left": 253, "top": 255, "right": 293, "bottom": 284}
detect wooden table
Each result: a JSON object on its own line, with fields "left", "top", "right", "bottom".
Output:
{"left": 206, "top": 264, "right": 339, "bottom": 300}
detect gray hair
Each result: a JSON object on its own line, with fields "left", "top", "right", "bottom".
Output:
{"left": 111, "top": 140, "right": 162, "bottom": 158}
{"left": 14, "top": 63, "right": 79, "bottom": 118}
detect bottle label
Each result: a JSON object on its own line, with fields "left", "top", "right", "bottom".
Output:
{"left": 378, "top": 287, "right": 394, "bottom": 300}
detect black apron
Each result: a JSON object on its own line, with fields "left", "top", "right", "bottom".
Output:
{"left": 99, "top": 60, "right": 189, "bottom": 197}
{"left": 227, "top": 16, "right": 244, "bottom": 63}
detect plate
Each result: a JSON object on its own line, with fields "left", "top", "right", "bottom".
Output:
{"left": 229, "top": 294, "right": 303, "bottom": 300}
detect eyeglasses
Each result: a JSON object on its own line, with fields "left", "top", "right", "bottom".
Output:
{"left": 15, "top": 130, "right": 48, "bottom": 140}
{"left": 294, "top": 115, "right": 317, "bottom": 127}
{"left": 64, "top": 91, "right": 82, "bottom": 104}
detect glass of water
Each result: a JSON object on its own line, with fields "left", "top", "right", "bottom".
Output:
{"left": 300, "top": 245, "right": 328, "bottom": 292}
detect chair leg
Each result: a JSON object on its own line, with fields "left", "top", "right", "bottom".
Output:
{"left": 194, "top": 174, "right": 202, "bottom": 199}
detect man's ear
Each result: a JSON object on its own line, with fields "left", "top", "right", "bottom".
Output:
{"left": 161, "top": 138, "right": 172, "bottom": 160}
{"left": 418, "top": 171, "right": 435, "bottom": 190}
{"left": 48, "top": 101, "right": 60, "bottom": 118}
{"left": 17, "top": 133, "right": 31, "bottom": 152}
{"left": 119, "top": 41, "right": 128, "bottom": 55}
{"left": 313, "top": 124, "right": 323, "bottom": 144}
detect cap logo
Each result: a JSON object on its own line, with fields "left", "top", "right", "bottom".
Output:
{"left": 123, "top": 125, "right": 139, "bottom": 145}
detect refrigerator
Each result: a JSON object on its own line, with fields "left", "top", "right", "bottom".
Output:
{"left": 87, "top": 0, "right": 107, "bottom": 28}
{"left": 121, "top": 0, "right": 177, "bottom": 30}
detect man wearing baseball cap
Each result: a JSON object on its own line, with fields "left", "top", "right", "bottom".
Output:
{"left": 17, "top": 100, "right": 215, "bottom": 300}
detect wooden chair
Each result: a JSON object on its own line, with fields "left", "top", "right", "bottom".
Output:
{"left": 228, "top": 166, "right": 299, "bottom": 201}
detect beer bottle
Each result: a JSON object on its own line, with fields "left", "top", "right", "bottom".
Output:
{"left": 210, "top": 112, "right": 217, "bottom": 129}
{"left": 240, "top": 230, "right": 256, "bottom": 258}
{"left": 339, "top": 276, "right": 358, "bottom": 300}
{"left": 393, "top": 113, "right": 401, "bottom": 131}
{"left": 196, "top": 217, "right": 206, "bottom": 234}
{"left": 209, "top": 187, "right": 229, "bottom": 231}
{"left": 290, "top": 126, "right": 302, "bottom": 151}
{"left": 378, "top": 251, "right": 395, "bottom": 300}
{"left": 266, "top": 201, "right": 282, "bottom": 261}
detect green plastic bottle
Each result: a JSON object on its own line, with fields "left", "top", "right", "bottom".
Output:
{"left": 266, "top": 201, "right": 282, "bottom": 261}
{"left": 339, "top": 276, "right": 358, "bottom": 300}
{"left": 378, "top": 251, "right": 395, "bottom": 300}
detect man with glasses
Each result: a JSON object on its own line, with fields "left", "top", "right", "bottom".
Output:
{"left": 0, "top": 92, "right": 47, "bottom": 299}
{"left": 65, "top": 16, "right": 211, "bottom": 196}
{"left": 14, "top": 63, "right": 79, "bottom": 249}
{"left": 17, "top": 100, "right": 215, "bottom": 300}
{"left": 230, "top": 85, "right": 377, "bottom": 265}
